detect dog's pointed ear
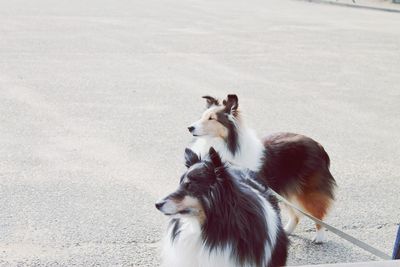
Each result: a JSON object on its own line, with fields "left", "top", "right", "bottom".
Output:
{"left": 209, "top": 147, "right": 225, "bottom": 179}
{"left": 223, "top": 94, "right": 239, "bottom": 116}
{"left": 209, "top": 147, "right": 222, "bottom": 168}
{"left": 184, "top": 148, "right": 199, "bottom": 168}
{"left": 202, "top": 95, "right": 219, "bottom": 108}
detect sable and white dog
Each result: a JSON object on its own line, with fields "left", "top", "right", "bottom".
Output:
{"left": 156, "top": 147, "right": 288, "bottom": 267}
{"left": 188, "top": 95, "right": 336, "bottom": 243}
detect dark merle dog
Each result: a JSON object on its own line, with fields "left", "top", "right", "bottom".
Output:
{"left": 156, "top": 147, "right": 288, "bottom": 267}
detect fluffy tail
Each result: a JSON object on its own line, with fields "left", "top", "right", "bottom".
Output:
{"left": 319, "top": 144, "right": 331, "bottom": 169}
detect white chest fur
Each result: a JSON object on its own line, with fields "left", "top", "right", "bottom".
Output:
{"left": 189, "top": 128, "right": 265, "bottom": 172}
{"left": 160, "top": 219, "right": 263, "bottom": 267}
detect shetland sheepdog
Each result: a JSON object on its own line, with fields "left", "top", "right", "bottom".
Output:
{"left": 188, "top": 94, "right": 336, "bottom": 243}
{"left": 155, "top": 147, "right": 288, "bottom": 267}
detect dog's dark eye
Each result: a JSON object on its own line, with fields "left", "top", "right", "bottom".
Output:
{"left": 184, "top": 183, "right": 191, "bottom": 190}
{"left": 209, "top": 117, "right": 213, "bottom": 120}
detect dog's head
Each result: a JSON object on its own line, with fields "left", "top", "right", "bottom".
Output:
{"left": 187, "top": 94, "right": 240, "bottom": 139}
{"left": 155, "top": 147, "right": 227, "bottom": 224}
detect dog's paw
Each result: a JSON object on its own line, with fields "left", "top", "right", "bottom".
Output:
{"left": 284, "top": 221, "right": 296, "bottom": 235}
{"left": 312, "top": 229, "right": 327, "bottom": 244}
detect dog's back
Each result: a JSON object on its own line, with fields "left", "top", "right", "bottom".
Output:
{"left": 260, "top": 132, "right": 335, "bottom": 198}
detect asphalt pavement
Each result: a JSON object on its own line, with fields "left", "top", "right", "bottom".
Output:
{"left": 0, "top": 0, "right": 399, "bottom": 266}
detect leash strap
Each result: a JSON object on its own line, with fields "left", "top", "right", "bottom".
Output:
{"left": 268, "top": 189, "right": 392, "bottom": 260}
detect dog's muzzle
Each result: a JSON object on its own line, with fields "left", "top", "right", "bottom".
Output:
{"left": 155, "top": 200, "right": 166, "bottom": 210}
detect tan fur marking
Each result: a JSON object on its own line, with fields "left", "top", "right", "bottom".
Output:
{"left": 296, "top": 191, "right": 332, "bottom": 230}
{"left": 284, "top": 171, "right": 334, "bottom": 231}
{"left": 197, "top": 107, "right": 228, "bottom": 138}
{"left": 172, "top": 196, "right": 206, "bottom": 224}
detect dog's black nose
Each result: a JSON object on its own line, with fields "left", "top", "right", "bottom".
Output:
{"left": 188, "top": 126, "right": 195, "bottom": 133}
{"left": 155, "top": 201, "right": 165, "bottom": 210}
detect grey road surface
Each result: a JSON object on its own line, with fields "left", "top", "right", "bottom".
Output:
{"left": 1, "top": 0, "right": 399, "bottom": 266}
